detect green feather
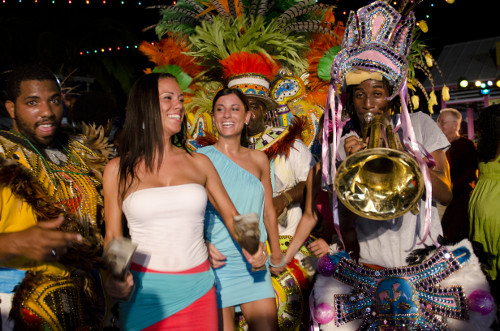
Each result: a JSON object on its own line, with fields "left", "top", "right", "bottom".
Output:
{"left": 318, "top": 46, "right": 340, "bottom": 81}
{"left": 152, "top": 65, "right": 193, "bottom": 92}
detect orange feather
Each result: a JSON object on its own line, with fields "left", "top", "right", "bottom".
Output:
{"left": 219, "top": 52, "right": 280, "bottom": 80}
{"left": 139, "top": 33, "right": 205, "bottom": 79}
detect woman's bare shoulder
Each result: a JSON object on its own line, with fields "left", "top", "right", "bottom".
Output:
{"left": 190, "top": 151, "right": 212, "bottom": 164}
{"left": 104, "top": 157, "right": 120, "bottom": 175}
{"left": 246, "top": 148, "right": 268, "bottom": 163}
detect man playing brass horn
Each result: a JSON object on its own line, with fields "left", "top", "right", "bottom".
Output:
{"left": 310, "top": 1, "right": 497, "bottom": 330}
{"left": 337, "top": 75, "right": 452, "bottom": 263}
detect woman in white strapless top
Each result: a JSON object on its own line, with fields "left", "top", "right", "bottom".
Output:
{"left": 102, "top": 73, "right": 269, "bottom": 331}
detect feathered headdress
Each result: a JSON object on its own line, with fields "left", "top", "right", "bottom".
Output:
{"left": 138, "top": 33, "right": 205, "bottom": 92}
{"left": 145, "top": 0, "right": 343, "bottom": 143}
{"left": 304, "top": 7, "right": 345, "bottom": 107}
{"left": 149, "top": 0, "right": 339, "bottom": 78}
{"left": 331, "top": 0, "right": 415, "bottom": 99}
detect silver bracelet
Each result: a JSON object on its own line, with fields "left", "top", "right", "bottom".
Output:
{"left": 268, "top": 254, "right": 286, "bottom": 268}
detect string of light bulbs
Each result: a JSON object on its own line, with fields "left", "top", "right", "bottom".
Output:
{"left": 78, "top": 44, "right": 139, "bottom": 56}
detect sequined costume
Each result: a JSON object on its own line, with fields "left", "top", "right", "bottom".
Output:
{"left": 311, "top": 0, "right": 497, "bottom": 327}
{"left": 0, "top": 127, "right": 109, "bottom": 330}
{"left": 248, "top": 119, "right": 318, "bottom": 330}
{"left": 311, "top": 114, "right": 498, "bottom": 329}
{"left": 314, "top": 239, "right": 496, "bottom": 330}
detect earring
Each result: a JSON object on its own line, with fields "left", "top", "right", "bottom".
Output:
{"left": 142, "top": 122, "right": 145, "bottom": 130}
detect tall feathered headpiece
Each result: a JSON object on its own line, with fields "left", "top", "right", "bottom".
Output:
{"left": 145, "top": 0, "right": 342, "bottom": 143}
{"left": 148, "top": 0, "right": 339, "bottom": 78}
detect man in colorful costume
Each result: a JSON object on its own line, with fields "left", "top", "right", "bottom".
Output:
{"left": 311, "top": 1, "right": 497, "bottom": 329}
{"left": 0, "top": 64, "right": 110, "bottom": 330}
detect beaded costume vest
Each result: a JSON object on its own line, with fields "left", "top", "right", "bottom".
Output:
{"left": 0, "top": 130, "right": 104, "bottom": 238}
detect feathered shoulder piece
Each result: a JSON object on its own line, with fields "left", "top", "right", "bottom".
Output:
{"left": 195, "top": 131, "right": 218, "bottom": 148}
{"left": 79, "top": 122, "right": 113, "bottom": 182}
{"left": 0, "top": 155, "right": 102, "bottom": 272}
{"left": 263, "top": 115, "right": 307, "bottom": 160}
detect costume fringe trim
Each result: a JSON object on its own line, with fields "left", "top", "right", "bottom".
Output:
{"left": 80, "top": 122, "right": 113, "bottom": 183}
{"left": 263, "top": 116, "right": 306, "bottom": 160}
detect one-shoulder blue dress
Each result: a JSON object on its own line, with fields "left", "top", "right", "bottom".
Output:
{"left": 197, "top": 145, "right": 274, "bottom": 308}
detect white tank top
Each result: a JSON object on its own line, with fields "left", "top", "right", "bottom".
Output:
{"left": 122, "top": 183, "right": 208, "bottom": 272}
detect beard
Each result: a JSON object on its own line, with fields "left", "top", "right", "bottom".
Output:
{"left": 13, "top": 116, "right": 60, "bottom": 147}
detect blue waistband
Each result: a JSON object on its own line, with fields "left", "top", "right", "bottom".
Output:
{"left": 119, "top": 268, "right": 215, "bottom": 331}
{"left": 0, "top": 267, "right": 26, "bottom": 293}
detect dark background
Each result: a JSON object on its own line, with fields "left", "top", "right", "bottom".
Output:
{"left": 0, "top": 0, "right": 497, "bottom": 111}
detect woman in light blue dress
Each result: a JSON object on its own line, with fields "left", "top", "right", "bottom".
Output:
{"left": 103, "top": 75, "right": 269, "bottom": 330}
{"left": 197, "top": 88, "right": 284, "bottom": 330}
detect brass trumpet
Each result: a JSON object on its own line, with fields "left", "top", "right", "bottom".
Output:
{"left": 334, "top": 112, "right": 424, "bottom": 220}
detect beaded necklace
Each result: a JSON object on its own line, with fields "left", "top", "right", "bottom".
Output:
{"left": 8, "top": 130, "right": 90, "bottom": 188}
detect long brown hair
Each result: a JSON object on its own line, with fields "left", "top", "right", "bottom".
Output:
{"left": 118, "top": 73, "right": 189, "bottom": 200}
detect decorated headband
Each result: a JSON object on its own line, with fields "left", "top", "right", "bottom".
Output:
{"left": 331, "top": 0, "right": 415, "bottom": 99}
{"left": 220, "top": 52, "right": 280, "bottom": 111}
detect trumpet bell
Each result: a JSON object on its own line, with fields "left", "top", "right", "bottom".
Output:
{"left": 335, "top": 147, "right": 424, "bottom": 220}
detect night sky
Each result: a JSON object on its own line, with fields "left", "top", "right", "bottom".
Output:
{"left": 0, "top": 0, "right": 497, "bottom": 108}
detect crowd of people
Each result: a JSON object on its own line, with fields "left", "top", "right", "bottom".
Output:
{"left": 1, "top": 0, "right": 499, "bottom": 330}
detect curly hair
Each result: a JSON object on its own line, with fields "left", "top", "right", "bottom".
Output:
{"left": 476, "top": 104, "right": 500, "bottom": 162}
{"left": 4, "top": 63, "right": 61, "bottom": 102}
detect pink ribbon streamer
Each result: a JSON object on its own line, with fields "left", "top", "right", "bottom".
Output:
{"left": 322, "top": 81, "right": 348, "bottom": 251}
{"left": 398, "top": 81, "right": 438, "bottom": 247}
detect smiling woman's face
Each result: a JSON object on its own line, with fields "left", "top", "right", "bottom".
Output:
{"left": 158, "top": 77, "right": 185, "bottom": 136}
{"left": 212, "top": 93, "right": 250, "bottom": 139}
